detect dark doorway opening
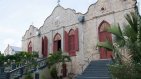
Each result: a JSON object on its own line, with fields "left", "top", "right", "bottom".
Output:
{"left": 57, "top": 40, "right": 61, "bottom": 51}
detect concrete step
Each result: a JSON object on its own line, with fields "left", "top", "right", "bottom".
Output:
{"left": 76, "top": 60, "right": 112, "bottom": 79}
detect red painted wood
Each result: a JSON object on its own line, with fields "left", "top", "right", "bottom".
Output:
{"left": 64, "top": 31, "right": 69, "bottom": 52}
{"left": 75, "top": 28, "right": 79, "bottom": 51}
{"left": 69, "top": 50, "right": 76, "bottom": 56}
{"left": 106, "top": 32, "right": 113, "bottom": 58}
{"left": 28, "top": 41, "right": 32, "bottom": 53}
{"left": 69, "top": 35, "right": 75, "bottom": 51}
{"left": 98, "top": 21, "right": 112, "bottom": 59}
{"left": 68, "top": 29, "right": 76, "bottom": 56}
{"left": 44, "top": 36, "right": 48, "bottom": 57}
{"left": 42, "top": 38, "right": 44, "bottom": 56}
{"left": 69, "top": 35, "right": 75, "bottom": 56}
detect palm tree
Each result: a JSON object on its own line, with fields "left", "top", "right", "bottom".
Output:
{"left": 98, "top": 12, "right": 141, "bottom": 63}
{"left": 97, "top": 12, "right": 141, "bottom": 78}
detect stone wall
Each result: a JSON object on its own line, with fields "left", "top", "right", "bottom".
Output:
{"left": 22, "top": 0, "right": 137, "bottom": 75}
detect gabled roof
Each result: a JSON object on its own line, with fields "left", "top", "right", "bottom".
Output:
{"left": 10, "top": 46, "right": 22, "bottom": 52}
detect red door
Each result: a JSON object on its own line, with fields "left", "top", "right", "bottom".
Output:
{"left": 99, "top": 32, "right": 112, "bottom": 59}
{"left": 98, "top": 21, "right": 112, "bottom": 59}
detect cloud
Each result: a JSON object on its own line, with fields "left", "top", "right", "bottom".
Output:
{"left": 0, "top": 27, "right": 19, "bottom": 34}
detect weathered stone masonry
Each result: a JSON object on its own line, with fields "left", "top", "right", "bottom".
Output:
{"left": 22, "top": 0, "right": 136, "bottom": 75}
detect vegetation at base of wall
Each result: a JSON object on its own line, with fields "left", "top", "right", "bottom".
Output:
{"left": 47, "top": 51, "right": 71, "bottom": 79}
{"left": 24, "top": 73, "right": 33, "bottom": 79}
{"left": 97, "top": 12, "right": 141, "bottom": 79}
{"left": 109, "top": 63, "right": 141, "bottom": 79}
{"left": 0, "top": 53, "right": 5, "bottom": 66}
{"left": 50, "top": 66, "right": 58, "bottom": 79}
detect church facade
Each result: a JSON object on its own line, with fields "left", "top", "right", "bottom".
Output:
{"left": 22, "top": 0, "right": 137, "bottom": 75}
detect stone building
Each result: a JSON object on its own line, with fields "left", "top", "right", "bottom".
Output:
{"left": 4, "top": 44, "right": 21, "bottom": 55}
{"left": 22, "top": 0, "right": 137, "bottom": 75}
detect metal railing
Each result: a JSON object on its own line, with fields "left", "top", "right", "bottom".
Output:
{"left": 0, "top": 58, "right": 47, "bottom": 79}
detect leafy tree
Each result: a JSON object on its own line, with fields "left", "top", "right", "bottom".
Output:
{"left": 0, "top": 53, "right": 4, "bottom": 66}
{"left": 47, "top": 51, "right": 71, "bottom": 79}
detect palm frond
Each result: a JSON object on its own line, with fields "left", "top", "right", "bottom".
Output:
{"left": 123, "top": 25, "right": 137, "bottom": 42}
{"left": 97, "top": 40, "right": 113, "bottom": 51}
{"left": 125, "top": 12, "right": 138, "bottom": 32}
{"left": 107, "top": 25, "right": 125, "bottom": 47}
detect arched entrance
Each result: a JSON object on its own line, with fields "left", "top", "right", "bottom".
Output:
{"left": 28, "top": 41, "right": 32, "bottom": 53}
{"left": 98, "top": 21, "right": 112, "bottom": 59}
{"left": 53, "top": 33, "right": 61, "bottom": 52}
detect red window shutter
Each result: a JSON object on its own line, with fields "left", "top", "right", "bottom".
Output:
{"left": 46, "top": 38, "right": 48, "bottom": 56}
{"left": 69, "top": 35, "right": 76, "bottom": 56}
{"left": 75, "top": 28, "right": 79, "bottom": 51}
{"left": 42, "top": 38, "right": 44, "bottom": 56}
{"left": 64, "top": 31, "right": 69, "bottom": 52}
{"left": 44, "top": 37, "right": 48, "bottom": 57}
{"left": 69, "top": 35, "right": 75, "bottom": 49}
{"left": 69, "top": 50, "right": 76, "bottom": 56}
{"left": 72, "top": 35, "right": 75, "bottom": 50}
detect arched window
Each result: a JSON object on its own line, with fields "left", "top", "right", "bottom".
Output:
{"left": 28, "top": 41, "right": 32, "bottom": 53}
{"left": 69, "top": 29, "right": 75, "bottom": 51}
{"left": 98, "top": 21, "right": 112, "bottom": 59}
{"left": 53, "top": 33, "right": 61, "bottom": 52}
{"left": 64, "top": 28, "right": 79, "bottom": 56}
{"left": 68, "top": 29, "right": 75, "bottom": 56}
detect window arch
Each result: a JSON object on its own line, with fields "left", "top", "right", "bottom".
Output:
{"left": 98, "top": 20, "right": 112, "bottom": 59}
{"left": 54, "top": 33, "right": 61, "bottom": 41}
{"left": 53, "top": 33, "right": 61, "bottom": 52}
{"left": 68, "top": 29, "right": 75, "bottom": 51}
{"left": 64, "top": 28, "right": 79, "bottom": 56}
{"left": 28, "top": 41, "right": 32, "bottom": 53}
{"left": 68, "top": 29, "right": 76, "bottom": 56}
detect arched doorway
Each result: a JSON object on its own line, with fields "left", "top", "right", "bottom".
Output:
{"left": 98, "top": 21, "right": 112, "bottom": 59}
{"left": 53, "top": 33, "right": 61, "bottom": 52}
{"left": 28, "top": 41, "right": 32, "bottom": 53}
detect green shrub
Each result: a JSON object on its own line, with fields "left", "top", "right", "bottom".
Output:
{"left": 24, "top": 73, "right": 33, "bottom": 79}
{"left": 50, "top": 66, "right": 58, "bottom": 79}
{"left": 109, "top": 63, "right": 141, "bottom": 79}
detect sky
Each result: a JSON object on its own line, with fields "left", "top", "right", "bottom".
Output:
{"left": 0, "top": 0, "right": 141, "bottom": 53}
